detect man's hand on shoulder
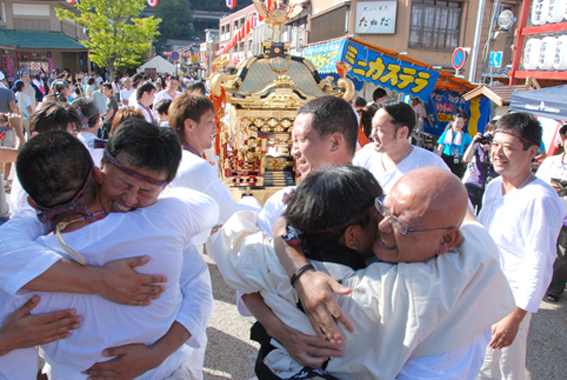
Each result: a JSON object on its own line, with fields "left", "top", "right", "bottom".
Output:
{"left": 96, "top": 255, "right": 167, "bottom": 306}
{"left": 295, "top": 270, "right": 354, "bottom": 345}
{"left": 0, "top": 295, "right": 82, "bottom": 356}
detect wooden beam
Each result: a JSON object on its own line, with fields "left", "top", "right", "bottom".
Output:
{"left": 515, "top": 70, "right": 567, "bottom": 80}
{"left": 521, "top": 22, "right": 567, "bottom": 35}
{"left": 510, "top": 0, "right": 532, "bottom": 85}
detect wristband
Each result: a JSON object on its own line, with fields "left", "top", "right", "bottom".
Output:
{"left": 290, "top": 264, "right": 315, "bottom": 288}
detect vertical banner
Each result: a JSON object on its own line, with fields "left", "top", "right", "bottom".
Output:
{"left": 4, "top": 56, "right": 14, "bottom": 82}
{"left": 423, "top": 89, "right": 470, "bottom": 136}
{"left": 468, "top": 97, "right": 491, "bottom": 136}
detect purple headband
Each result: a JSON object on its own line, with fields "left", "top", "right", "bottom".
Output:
{"left": 494, "top": 129, "right": 537, "bottom": 147}
{"left": 75, "top": 108, "right": 90, "bottom": 129}
{"left": 36, "top": 168, "right": 95, "bottom": 223}
{"left": 104, "top": 149, "right": 168, "bottom": 187}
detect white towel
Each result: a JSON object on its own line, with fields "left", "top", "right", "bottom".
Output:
{"left": 444, "top": 127, "right": 463, "bottom": 146}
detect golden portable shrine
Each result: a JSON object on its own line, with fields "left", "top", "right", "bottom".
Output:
{"left": 208, "top": 0, "right": 354, "bottom": 203}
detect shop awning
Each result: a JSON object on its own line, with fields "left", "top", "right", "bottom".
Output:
{"left": 0, "top": 29, "right": 86, "bottom": 50}
{"left": 509, "top": 85, "right": 567, "bottom": 121}
{"left": 299, "top": 36, "right": 475, "bottom": 102}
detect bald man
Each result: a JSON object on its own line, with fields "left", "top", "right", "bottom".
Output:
{"left": 208, "top": 166, "right": 514, "bottom": 380}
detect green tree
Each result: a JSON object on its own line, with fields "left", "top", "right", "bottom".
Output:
{"left": 57, "top": 0, "right": 161, "bottom": 80}
{"left": 154, "top": 0, "right": 193, "bottom": 46}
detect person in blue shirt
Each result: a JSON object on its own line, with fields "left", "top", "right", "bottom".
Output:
{"left": 436, "top": 109, "right": 473, "bottom": 178}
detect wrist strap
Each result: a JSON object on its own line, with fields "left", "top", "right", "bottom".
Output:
{"left": 290, "top": 264, "right": 314, "bottom": 288}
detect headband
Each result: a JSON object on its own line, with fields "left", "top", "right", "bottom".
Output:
{"left": 75, "top": 108, "right": 90, "bottom": 129}
{"left": 494, "top": 129, "right": 537, "bottom": 147}
{"left": 36, "top": 167, "right": 95, "bottom": 223}
{"left": 281, "top": 208, "right": 371, "bottom": 247}
{"left": 104, "top": 149, "right": 168, "bottom": 187}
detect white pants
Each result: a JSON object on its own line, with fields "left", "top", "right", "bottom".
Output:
{"left": 476, "top": 312, "right": 532, "bottom": 380}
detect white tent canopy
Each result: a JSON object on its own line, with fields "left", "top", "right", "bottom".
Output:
{"left": 136, "top": 56, "right": 176, "bottom": 74}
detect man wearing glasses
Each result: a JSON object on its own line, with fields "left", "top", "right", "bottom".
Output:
{"left": 476, "top": 113, "right": 562, "bottom": 380}
{"left": 208, "top": 166, "right": 514, "bottom": 379}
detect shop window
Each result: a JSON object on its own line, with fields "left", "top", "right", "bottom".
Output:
{"left": 409, "top": 0, "right": 461, "bottom": 51}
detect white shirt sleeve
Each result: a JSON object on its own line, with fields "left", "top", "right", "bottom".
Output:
{"left": 0, "top": 209, "right": 59, "bottom": 295}
{"left": 515, "top": 193, "right": 562, "bottom": 312}
{"left": 175, "top": 243, "right": 213, "bottom": 348}
{"left": 257, "top": 188, "right": 289, "bottom": 236}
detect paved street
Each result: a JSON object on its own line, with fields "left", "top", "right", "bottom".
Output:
{"left": 3, "top": 179, "right": 566, "bottom": 380}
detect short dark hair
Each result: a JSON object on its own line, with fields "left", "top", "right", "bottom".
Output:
{"left": 361, "top": 104, "right": 378, "bottom": 138}
{"left": 30, "top": 101, "right": 82, "bottom": 134}
{"left": 17, "top": 130, "right": 95, "bottom": 208}
{"left": 495, "top": 112, "right": 542, "bottom": 150}
{"left": 372, "top": 88, "right": 387, "bottom": 102}
{"left": 453, "top": 109, "right": 469, "bottom": 121}
{"left": 284, "top": 165, "right": 383, "bottom": 250}
{"left": 378, "top": 99, "right": 416, "bottom": 134}
{"left": 155, "top": 99, "right": 172, "bottom": 116}
{"left": 296, "top": 96, "right": 358, "bottom": 155}
{"left": 110, "top": 107, "right": 145, "bottom": 136}
{"left": 560, "top": 124, "right": 567, "bottom": 136}
{"left": 189, "top": 81, "right": 206, "bottom": 95}
{"left": 168, "top": 75, "right": 179, "bottom": 82}
{"left": 71, "top": 97, "right": 100, "bottom": 129}
{"left": 353, "top": 96, "right": 367, "bottom": 108}
{"left": 14, "top": 80, "right": 25, "bottom": 92}
{"left": 101, "top": 82, "right": 113, "bottom": 91}
{"left": 130, "top": 73, "right": 143, "bottom": 88}
{"left": 105, "top": 119, "right": 182, "bottom": 182}
{"left": 136, "top": 83, "right": 155, "bottom": 100}
{"left": 169, "top": 92, "right": 215, "bottom": 142}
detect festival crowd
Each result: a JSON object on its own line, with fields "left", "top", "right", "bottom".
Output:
{"left": 0, "top": 69, "right": 564, "bottom": 380}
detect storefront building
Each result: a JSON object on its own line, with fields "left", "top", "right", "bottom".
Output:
{"left": 0, "top": 0, "right": 88, "bottom": 82}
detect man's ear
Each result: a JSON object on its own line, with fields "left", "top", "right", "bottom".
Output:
{"left": 183, "top": 118, "right": 196, "bottom": 133}
{"left": 329, "top": 132, "right": 344, "bottom": 152}
{"left": 434, "top": 229, "right": 461, "bottom": 256}
{"left": 93, "top": 166, "right": 104, "bottom": 184}
{"left": 527, "top": 144, "right": 539, "bottom": 160}
{"left": 396, "top": 126, "right": 409, "bottom": 140}
{"left": 27, "top": 196, "right": 40, "bottom": 210}
{"left": 344, "top": 225, "right": 360, "bottom": 250}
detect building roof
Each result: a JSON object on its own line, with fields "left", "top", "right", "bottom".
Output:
{"left": 463, "top": 84, "right": 534, "bottom": 107}
{"left": 0, "top": 29, "right": 86, "bottom": 50}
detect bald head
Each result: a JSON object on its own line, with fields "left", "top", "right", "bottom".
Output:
{"left": 374, "top": 167, "right": 468, "bottom": 263}
{"left": 392, "top": 167, "right": 468, "bottom": 228}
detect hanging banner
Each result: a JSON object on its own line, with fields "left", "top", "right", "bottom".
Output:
{"left": 342, "top": 39, "right": 440, "bottom": 102}
{"left": 4, "top": 56, "right": 14, "bottom": 82}
{"left": 423, "top": 89, "right": 470, "bottom": 136}
{"left": 468, "top": 97, "right": 491, "bottom": 136}
{"left": 300, "top": 39, "right": 347, "bottom": 74}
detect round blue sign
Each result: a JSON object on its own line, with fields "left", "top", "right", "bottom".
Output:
{"left": 171, "top": 51, "right": 180, "bottom": 61}
{"left": 452, "top": 48, "right": 466, "bottom": 70}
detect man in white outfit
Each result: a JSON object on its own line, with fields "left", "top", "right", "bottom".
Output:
{"left": 154, "top": 75, "right": 182, "bottom": 107}
{"left": 207, "top": 166, "right": 515, "bottom": 379}
{"left": 0, "top": 121, "right": 217, "bottom": 379}
{"left": 353, "top": 99, "right": 448, "bottom": 193}
{"left": 477, "top": 112, "right": 563, "bottom": 380}
{"left": 72, "top": 97, "right": 105, "bottom": 167}
{"left": 168, "top": 92, "right": 261, "bottom": 246}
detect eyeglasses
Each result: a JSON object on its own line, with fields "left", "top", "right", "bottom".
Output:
{"left": 374, "top": 196, "right": 457, "bottom": 235}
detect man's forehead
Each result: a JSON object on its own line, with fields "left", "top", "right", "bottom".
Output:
{"left": 493, "top": 131, "right": 521, "bottom": 144}
{"left": 110, "top": 151, "right": 168, "bottom": 183}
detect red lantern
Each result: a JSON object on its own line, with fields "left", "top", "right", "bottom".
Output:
{"left": 66, "top": 0, "right": 76, "bottom": 4}
{"left": 246, "top": 20, "right": 251, "bottom": 34}
{"left": 226, "top": 0, "right": 235, "bottom": 9}
{"left": 148, "top": 0, "right": 158, "bottom": 7}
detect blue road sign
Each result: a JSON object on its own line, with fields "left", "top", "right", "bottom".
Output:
{"left": 490, "top": 52, "right": 503, "bottom": 68}
{"left": 452, "top": 47, "right": 467, "bottom": 70}
{"left": 171, "top": 51, "right": 180, "bottom": 61}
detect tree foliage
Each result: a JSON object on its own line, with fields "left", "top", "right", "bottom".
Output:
{"left": 154, "top": 0, "right": 193, "bottom": 44}
{"left": 56, "top": 0, "right": 161, "bottom": 79}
